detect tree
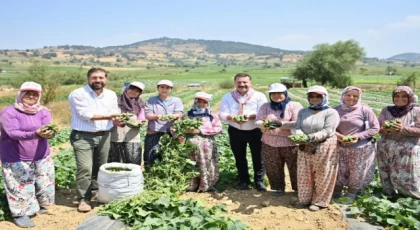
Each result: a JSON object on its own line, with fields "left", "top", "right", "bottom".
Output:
{"left": 12, "top": 60, "right": 61, "bottom": 105}
{"left": 292, "top": 40, "right": 365, "bottom": 88}
{"left": 397, "top": 72, "right": 418, "bottom": 90}
{"left": 386, "top": 66, "right": 397, "bottom": 75}
{"left": 359, "top": 67, "right": 368, "bottom": 75}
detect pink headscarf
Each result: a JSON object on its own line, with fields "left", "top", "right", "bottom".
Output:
{"left": 340, "top": 86, "right": 362, "bottom": 111}
{"left": 14, "top": 91, "right": 44, "bottom": 114}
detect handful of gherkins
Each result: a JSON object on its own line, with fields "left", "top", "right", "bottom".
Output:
{"left": 288, "top": 134, "right": 309, "bottom": 143}
{"left": 384, "top": 119, "right": 401, "bottom": 129}
{"left": 41, "top": 123, "right": 59, "bottom": 133}
{"left": 263, "top": 120, "right": 282, "bottom": 130}
{"left": 116, "top": 113, "right": 133, "bottom": 121}
{"left": 342, "top": 135, "right": 356, "bottom": 143}
{"left": 233, "top": 114, "right": 248, "bottom": 122}
{"left": 159, "top": 114, "right": 176, "bottom": 121}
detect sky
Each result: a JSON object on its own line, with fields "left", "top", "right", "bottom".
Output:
{"left": 0, "top": 0, "right": 419, "bottom": 58}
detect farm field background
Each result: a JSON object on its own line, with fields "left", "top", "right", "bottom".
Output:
{"left": 0, "top": 63, "right": 419, "bottom": 229}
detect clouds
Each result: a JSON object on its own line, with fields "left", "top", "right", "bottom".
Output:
{"left": 268, "top": 15, "right": 420, "bottom": 58}
{"left": 386, "top": 15, "right": 420, "bottom": 30}
{"left": 271, "top": 32, "right": 351, "bottom": 52}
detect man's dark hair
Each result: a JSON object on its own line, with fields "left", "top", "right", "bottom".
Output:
{"left": 87, "top": 67, "right": 107, "bottom": 78}
{"left": 234, "top": 73, "right": 252, "bottom": 81}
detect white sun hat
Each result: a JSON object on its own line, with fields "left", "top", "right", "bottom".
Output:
{"left": 307, "top": 85, "right": 328, "bottom": 95}
{"left": 20, "top": 81, "right": 42, "bottom": 92}
{"left": 157, "top": 80, "right": 173, "bottom": 87}
{"left": 268, "top": 83, "right": 287, "bottom": 93}
{"left": 194, "top": 92, "right": 213, "bottom": 101}
{"left": 129, "top": 81, "right": 145, "bottom": 91}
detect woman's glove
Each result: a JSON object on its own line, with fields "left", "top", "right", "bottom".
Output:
{"left": 255, "top": 120, "right": 265, "bottom": 129}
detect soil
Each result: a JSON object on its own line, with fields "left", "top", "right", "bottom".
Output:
{"left": 181, "top": 189, "right": 347, "bottom": 230}
{"left": 0, "top": 188, "right": 98, "bottom": 230}
{"left": 0, "top": 181, "right": 347, "bottom": 230}
{"left": 0, "top": 117, "right": 348, "bottom": 229}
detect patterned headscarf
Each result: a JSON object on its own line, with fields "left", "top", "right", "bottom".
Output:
{"left": 118, "top": 86, "right": 144, "bottom": 115}
{"left": 14, "top": 91, "right": 44, "bottom": 114}
{"left": 340, "top": 86, "right": 362, "bottom": 111}
{"left": 387, "top": 86, "right": 416, "bottom": 118}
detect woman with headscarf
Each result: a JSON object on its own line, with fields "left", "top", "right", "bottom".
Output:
{"left": 281, "top": 85, "right": 339, "bottom": 211}
{"left": 181, "top": 92, "right": 222, "bottom": 192}
{"left": 144, "top": 80, "right": 184, "bottom": 167}
{"left": 255, "top": 83, "right": 303, "bottom": 196}
{"left": 0, "top": 82, "right": 56, "bottom": 228}
{"left": 109, "top": 82, "right": 146, "bottom": 164}
{"left": 333, "top": 86, "right": 379, "bottom": 201}
{"left": 377, "top": 86, "right": 420, "bottom": 199}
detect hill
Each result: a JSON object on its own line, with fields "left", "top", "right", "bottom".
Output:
{"left": 0, "top": 37, "right": 305, "bottom": 68}
{"left": 387, "top": 53, "right": 420, "bottom": 62}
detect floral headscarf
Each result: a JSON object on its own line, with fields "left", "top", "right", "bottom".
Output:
{"left": 14, "top": 91, "right": 44, "bottom": 114}
{"left": 340, "top": 86, "right": 362, "bottom": 111}
{"left": 118, "top": 86, "right": 144, "bottom": 115}
{"left": 387, "top": 86, "right": 416, "bottom": 118}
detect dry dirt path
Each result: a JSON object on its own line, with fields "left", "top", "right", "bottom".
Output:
{"left": 0, "top": 174, "right": 347, "bottom": 230}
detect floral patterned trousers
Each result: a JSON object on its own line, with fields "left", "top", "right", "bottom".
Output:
{"left": 335, "top": 144, "right": 376, "bottom": 193}
{"left": 2, "top": 155, "right": 55, "bottom": 217}
{"left": 377, "top": 138, "right": 420, "bottom": 198}
{"left": 188, "top": 135, "right": 219, "bottom": 192}
{"left": 262, "top": 144, "right": 298, "bottom": 191}
{"left": 297, "top": 136, "right": 338, "bottom": 207}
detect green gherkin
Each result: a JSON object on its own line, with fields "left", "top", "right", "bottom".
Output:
{"left": 105, "top": 167, "right": 132, "bottom": 172}
{"left": 385, "top": 119, "right": 401, "bottom": 129}
{"left": 233, "top": 114, "right": 248, "bottom": 122}
{"left": 159, "top": 114, "right": 176, "bottom": 121}
{"left": 343, "top": 135, "right": 355, "bottom": 143}
{"left": 263, "top": 120, "right": 282, "bottom": 129}
{"left": 288, "top": 134, "right": 309, "bottom": 143}
{"left": 117, "top": 113, "right": 133, "bottom": 121}
{"left": 42, "top": 123, "right": 59, "bottom": 132}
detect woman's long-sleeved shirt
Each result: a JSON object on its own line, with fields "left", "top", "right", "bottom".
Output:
{"left": 111, "top": 109, "right": 146, "bottom": 143}
{"left": 145, "top": 96, "right": 184, "bottom": 132}
{"left": 378, "top": 106, "right": 420, "bottom": 144}
{"left": 0, "top": 106, "right": 51, "bottom": 162}
{"left": 197, "top": 116, "right": 222, "bottom": 136}
{"left": 256, "top": 101, "right": 303, "bottom": 147}
{"left": 283, "top": 108, "right": 340, "bottom": 142}
{"left": 335, "top": 105, "right": 380, "bottom": 148}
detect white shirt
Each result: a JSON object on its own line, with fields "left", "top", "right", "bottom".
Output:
{"left": 68, "top": 85, "right": 120, "bottom": 132}
{"left": 219, "top": 90, "right": 267, "bottom": 130}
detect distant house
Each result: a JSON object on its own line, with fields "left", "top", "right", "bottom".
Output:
{"left": 186, "top": 81, "right": 206, "bottom": 88}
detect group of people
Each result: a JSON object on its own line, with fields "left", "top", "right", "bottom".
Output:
{"left": 1, "top": 68, "right": 419, "bottom": 228}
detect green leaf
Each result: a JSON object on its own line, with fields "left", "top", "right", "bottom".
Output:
{"left": 347, "top": 207, "right": 361, "bottom": 215}
{"left": 186, "top": 159, "right": 196, "bottom": 166}
{"left": 143, "top": 216, "right": 161, "bottom": 226}
{"left": 386, "top": 218, "right": 399, "bottom": 226}
{"left": 154, "top": 196, "right": 171, "bottom": 208}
